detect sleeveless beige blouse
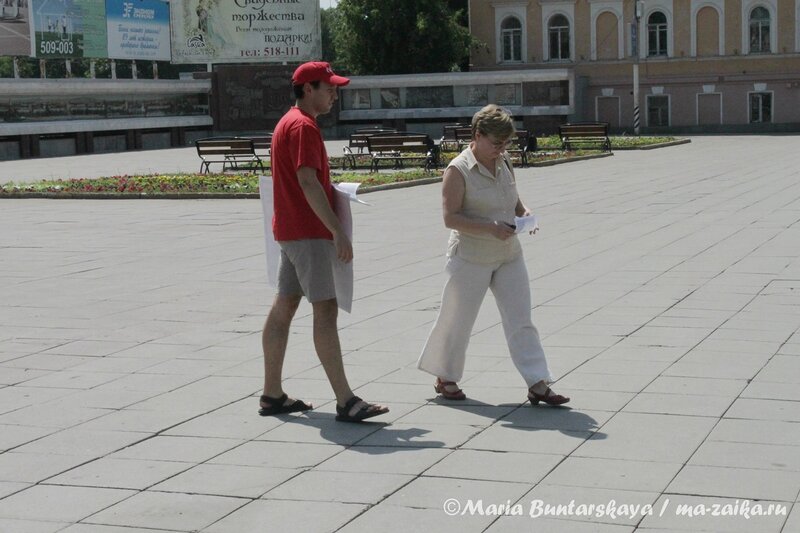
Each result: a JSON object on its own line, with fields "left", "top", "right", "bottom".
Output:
{"left": 446, "top": 147, "right": 522, "bottom": 264}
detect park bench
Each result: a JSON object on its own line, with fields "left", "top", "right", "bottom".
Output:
{"left": 248, "top": 134, "right": 272, "bottom": 160}
{"left": 342, "top": 127, "right": 397, "bottom": 169}
{"left": 196, "top": 137, "right": 265, "bottom": 174}
{"left": 558, "top": 122, "right": 611, "bottom": 151}
{"left": 365, "top": 132, "right": 438, "bottom": 172}
{"left": 439, "top": 124, "right": 471, "bottom": 152}
{"left": 505, "top": 129, "right": 536, "bottom": 167}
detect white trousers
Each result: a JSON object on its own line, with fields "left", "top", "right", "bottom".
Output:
{"left": 417, "top": 253, "right": 552, "bottom": 387}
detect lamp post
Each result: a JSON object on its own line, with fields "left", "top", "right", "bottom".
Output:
{"left": 632, "top": 1, "right": 643, "bottom": 135}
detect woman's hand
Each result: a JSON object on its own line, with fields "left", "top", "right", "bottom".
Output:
{"left": 488, "top": 220, "right": 516, "bottom": 241}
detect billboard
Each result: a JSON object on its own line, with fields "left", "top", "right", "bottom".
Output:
{"left": 29, "top": 0, "right": 107, "bottom": 58}
{"left": 170, "top": 0, "right": 320, "bottom": 64}
{"left": 0, "top": 0, "right": 32, "bottom": 56}
{"left": 106, "top": 0, "right": 170, "bottom": 60}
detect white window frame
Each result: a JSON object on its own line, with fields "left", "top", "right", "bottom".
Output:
{"left": 589, "top": 1, "right": 624, "bottom": 60}
{"left": 695, "top": 92, "right": 723, "bottom": 125}
{"left": 647, "top": 11, "right": 669, "bottom": 56}
{"left": 646, "top": 94, "right": 671, "bottom": 127}
{"left": 542, "top": 1, "right": 575, "bottom": 62}
{"left": 493, "top": 3, "right": 528, "bottom": 64}
{"left": 741, "top": 0, "right": 777, "bottom": 55}
{"left": 637, "top": 0, "right": 674, "bottom": 59}
{"left": 747, "top": 90, "right": 774, "bottom": 123}
{"left": 690, "top": 0, "right": 724, "bottom": 57}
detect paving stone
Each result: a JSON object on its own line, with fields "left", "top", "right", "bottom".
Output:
{"left": 0, "top": 485, "right": 135, "bottom": 522}
{"left": 666, "top": 465, "right": 800, "bottom": 502}
{"left": 424, "top": 449, "right": 562, "bottom": 484}
{"left": 573, "top": 413, "right": 716, "bottom": 462}
{"left": 85, "top": 491, "right": 245, "bottom": 532}
{"left": 47, "top": 458, "right": 192, "bottom": 490}
{"left": 3, "top": 137, "right": 800, "bottom": 533}
{"left": 203, "top": 500, "right": 366, "bottom": 533}
{"left": 542, "top": 457, "right": 683, "bottom": 493}
{"left": 152, "top": 464, "right": 298, "bottom": 498}
{"left": 263, "top": 470, "right": 413, "bottom": 504}
{"left": 316, "top": 445, "right": 451, "bottom": 475}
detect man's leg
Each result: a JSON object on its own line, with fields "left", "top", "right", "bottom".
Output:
{"left": 312, "top": 298, "right": 388, "bottom": 417}
{"left": 262, "top": 293, "right": 301, "bottom": 403}
{"left": 311, "top": 298, "right": 351, "bottom": 404}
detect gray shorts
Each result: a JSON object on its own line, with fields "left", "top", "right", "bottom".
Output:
{"left": 277, "top": 239, "right": 337, "bottom": 303}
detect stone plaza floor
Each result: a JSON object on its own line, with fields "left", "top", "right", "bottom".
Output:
{"left": 0, "top": 136, "right": 799, "bottom": 532}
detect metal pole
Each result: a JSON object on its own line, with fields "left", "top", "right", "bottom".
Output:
{"left": 111, "top": 59, "right": 117, "bottom": 79}
{"left": 632, "top": 3, "right": 642, "bottom": 135}
{"left": 13, "top": 57, "right": 20, "bottom": 78}
{"left": 152, "top": 61, "right": 158, "bottom": 80}
{"left": 65, "top": 58, "right": 72, "bottom": 78}
{"left": 131, "top": 60, "right": 137, "bottom": 79}
{"left": 90, "top": 59, "right": 96, "bottom": 78}
{"left": 633, "top": 62, "right": 640, "bottom": 135}
{"left": 39, "top": 59, "right": 46, "bottom": 79}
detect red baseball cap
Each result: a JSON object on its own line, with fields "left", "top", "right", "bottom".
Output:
{"left": 292, "top": 61, "right": 350, "bottom": 87}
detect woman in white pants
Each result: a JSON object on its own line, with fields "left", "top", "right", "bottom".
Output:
{"left": 417, "top": 105, "right": 569, "bottom": 407}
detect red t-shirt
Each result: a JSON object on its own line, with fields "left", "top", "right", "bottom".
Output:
{"left": 271, "top": 106, "right": 334, "bottom": 241}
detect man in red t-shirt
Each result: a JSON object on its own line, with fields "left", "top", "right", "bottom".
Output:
{"left": 259, "top": 62, "right": 389, "bottom": 423}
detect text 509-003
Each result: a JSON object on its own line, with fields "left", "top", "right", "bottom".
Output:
{"left": 40, "top": 40, "right": 75, "bottom": 55}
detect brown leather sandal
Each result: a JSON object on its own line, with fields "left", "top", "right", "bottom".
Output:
{"left": 528, "top": 387, "right": 570, "bottom": 406}
{"left": 434, "top": 378, "right": 466, "bottom": 401}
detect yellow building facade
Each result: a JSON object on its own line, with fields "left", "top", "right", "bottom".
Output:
{"left": 469, "top": 0, "right": 800, "bottom": 132}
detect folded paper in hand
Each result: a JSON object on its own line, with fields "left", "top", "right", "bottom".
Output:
{"left": 513, "top": 214, "right": 539, "bottom": 234}
{"left": 259, "top": 176, "right": 366, "bottom": 313}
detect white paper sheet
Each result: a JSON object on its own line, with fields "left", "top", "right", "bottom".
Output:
{"left": 514, "top": 214, "right": 540, "bottom": 234}
{"left": 259, "top": 176, "right": 364, "bottom": 313}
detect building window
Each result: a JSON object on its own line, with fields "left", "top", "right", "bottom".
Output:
{"left": 749, "top": 92, "right": 772, "bottom": 122}
{"left": 647, "top": 95, "right": 670, "bottom": 126}
{"left": 749, "top": 7, "right": 770, "bottom": 53}
{"left": 501, "top": 16, "right": 523, "bottom": 62}
{"left": 548, "top": 15, "right": 570, "bottom": 60}
{"left": 647, "top": 11, "right": 668, "bottom": 56}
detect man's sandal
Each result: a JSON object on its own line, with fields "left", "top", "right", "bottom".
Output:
{"left": 434, "top": 378, "right": 466, "bottom": 401}
{"left": 335, "top": 395, "right": 389, "bottom": 423}
{"left": 259, "top": 393, "right": 313, "bottom": 417}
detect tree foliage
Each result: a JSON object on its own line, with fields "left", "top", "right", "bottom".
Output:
{"left": 332, "top": 0, "right": 473, "bottom": 75}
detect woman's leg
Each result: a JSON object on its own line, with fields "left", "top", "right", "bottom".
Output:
{"left": 418, "top": 256, "right": 492, "bottom": 383}
{"left": 490, "top": 254, "right": 552, "bottom": 388}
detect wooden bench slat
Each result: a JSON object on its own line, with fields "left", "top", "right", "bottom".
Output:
{"left": 365, "top": 132, "right": 437, "bottom": 172}
{"left": 559, "top": 122, "right": 611, "bottom": 152}
{"left": 196, "top": 136, "right": 266, "bottom": 174}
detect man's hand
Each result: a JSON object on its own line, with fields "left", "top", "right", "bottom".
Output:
{"left": 333, "top": 230, "right": 353, "bottom": 263}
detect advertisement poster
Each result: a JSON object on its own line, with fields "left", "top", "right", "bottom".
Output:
{"left": 106, "top": 0, "right": 170, "bottom": 60}
{"left": 30, "top": 0, "right": 107, "bottom": 58}
{"left": 0, "top": 0, "right": 32, "bottom": 56}
{"left": 170, "top": 0, "right": 320, "bottom": 64}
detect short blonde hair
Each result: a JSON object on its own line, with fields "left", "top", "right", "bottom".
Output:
{"left": 471, "top": 104, "right": 515, "bottom": 140}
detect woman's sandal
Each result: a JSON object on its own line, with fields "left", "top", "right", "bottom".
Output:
{"left": 528, "top": 387, "right": 570, "bottom": 406}
{"left": 259, "top": 393, "right": 313, "bottom": 417}
{"left": 434, "top": 378, "right": 466, "bottom": 401}
{"left": 335, "top": 395, "right": 389, "bottom": 423}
